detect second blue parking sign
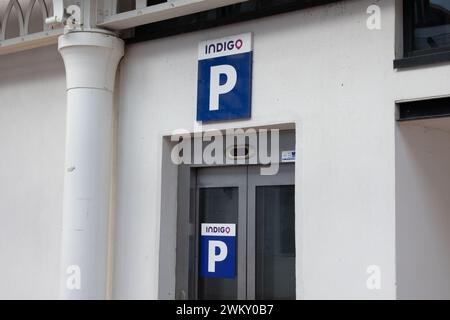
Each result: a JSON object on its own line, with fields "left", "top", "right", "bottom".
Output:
{"left": 197, "top": 33, "right": 253, "bottom": 122}
{"left": 200, "top": 223, "right": 236, "bottom": 279}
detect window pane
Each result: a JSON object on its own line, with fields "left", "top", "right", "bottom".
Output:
{"left": 412, "top": 0, "right": 450, "bottom": 51}
{"left": 198, "top": 187, "right": 238, "bottom": 300}
{"left": 256, "top": 185, "right": 295, "bottom": 300}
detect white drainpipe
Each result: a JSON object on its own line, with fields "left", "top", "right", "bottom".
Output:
{"left": 58, "top": 30, "right": 124, "bottom": 299}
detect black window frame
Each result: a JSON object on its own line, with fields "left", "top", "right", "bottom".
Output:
{"left": 395, "top": 0, "right": 450, "bottom": 68}
{"left": 397, "top": 96, "right": 450, "bottom": 121}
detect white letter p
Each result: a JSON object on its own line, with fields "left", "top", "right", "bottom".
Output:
{"left": 209, "top": 65, "right": 237, "bottom": 111}
{"left": 208, "top": 240, "right": 228, "bottom": 272}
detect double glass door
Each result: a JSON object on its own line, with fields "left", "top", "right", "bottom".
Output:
{"left": 194, "top": 164, "right": 295, "bottom": 300}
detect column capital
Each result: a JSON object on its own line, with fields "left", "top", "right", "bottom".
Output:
{"left": 58, "top": 31, "right": 124, "bottom": 92}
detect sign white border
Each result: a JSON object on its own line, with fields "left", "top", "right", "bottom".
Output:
{"left": 198, "top": 33, "right": 252, "bottom": 60}
{"left": 201, "top": 223, "right": 236, "bottom": 237}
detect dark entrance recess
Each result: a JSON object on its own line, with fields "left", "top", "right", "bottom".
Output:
{"left": 397, "top": 96, "right": 450, "bottom": 121}
{"left": 127, "top": 0, "right": 341, "bottom": 44}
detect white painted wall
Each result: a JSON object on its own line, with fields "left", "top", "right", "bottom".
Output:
{"left": 2, "top": 0, "right": 450, "bottom": 300}
{"left": 113, "top": 0, "right": 399, "bottom": 299}
{"left": 0, "top": 45, "right": 66, "bottom": 299}
{"left": 396, "top": 120, "right": 450, "bottom": 300}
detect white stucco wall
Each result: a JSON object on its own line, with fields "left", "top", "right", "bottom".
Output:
{"left": 113, "top": 0, "right": 399, "bottom": 299}
{"left": 396, "top": 120, "right": 450, "bottom": 300}
{"left": 2, "top": 0, "right": 450, "bottom": 300}
{"left": 0, "top": 45, "right": 66, "bottom": 299}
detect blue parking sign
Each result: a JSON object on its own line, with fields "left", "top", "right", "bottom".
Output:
{"left": 197, "top": 33, "right": 252, "bottom": 122}
{"left": 200, "top": 223, "right": 236, "bottom": 279}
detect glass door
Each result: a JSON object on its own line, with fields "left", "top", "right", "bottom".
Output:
{"left": 195, "top": 164, "right": 295, "bottom": 300}
{"left": 196, "top": 166, "right": 247, "bottom": 300}
{"left": 247, "top": 164, "right": 296, "bottom": 300}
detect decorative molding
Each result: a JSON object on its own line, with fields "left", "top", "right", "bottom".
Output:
{"left": 0, "top": 0, "right": 51, "bottom": 41}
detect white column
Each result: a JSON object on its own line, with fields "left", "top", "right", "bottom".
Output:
{"left": 58, "top": 31, "right": 124, "bottom": 299}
